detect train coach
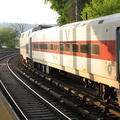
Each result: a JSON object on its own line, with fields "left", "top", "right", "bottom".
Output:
{"left": 20, "top": 13, "right": 120, "bottom": 106}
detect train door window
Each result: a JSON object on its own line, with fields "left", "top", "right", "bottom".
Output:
{"left": 72, "top": 44, "right": 78, "bottom": 53}
{"left": 90, "top": 44, "right": 100, "bottom": 55}
{"left": 26, "top": 44, "right": 28, "bottom": 54}
{"left": 60, "top": 44, "right": 64, "bottom": 52}
{"left": 65, "top": 43, "right": 70, "bottom": 52}
{"left": 29, "top": 38, "right": 32, "bottom": 58}
{"left": 80, "top": 44, "right": 88, "bottom": 54}
{"left": 50, "top": 44, "right": 53, "bottom": 50}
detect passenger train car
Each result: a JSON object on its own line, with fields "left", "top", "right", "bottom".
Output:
{"left": 20, "top": 13, "right": 120, "bottom": 106}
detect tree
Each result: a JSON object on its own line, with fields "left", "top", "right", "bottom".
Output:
{"left": 81, "top": 0, "right": 120, "bottom": 20}
{"left": 10, "top": 23, "right": 27, "bottom": 37}
{"left": 45, "top": 0, "right": 71, "bottom": 25}
{"left": 44, "top": 0, "right": 89, "bottom": 25}
{"left": 0, "top": 27, "right": 19, "bottom": 48}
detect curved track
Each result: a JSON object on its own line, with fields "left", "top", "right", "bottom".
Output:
{"left": 1, "top": 53, "right": 120, "bottom": 120}
{"left": 0, "top": 54, "right": 79, "bottom": 119}
{"left": 19, "top": 56, "right": 120, "bottom": 120}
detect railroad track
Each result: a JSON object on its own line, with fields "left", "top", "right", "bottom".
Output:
{"left": 0, "top": 54, "right": 80, "bottom": 119}
{"left": 1, "top": 53, "right": 120, "bottom": 120}
{"left": 0, "top": 55, "right": 75, "bottom": 119}
{"left": 18, "top": 56, "right": 120, "bottom": 120}
{"left": 0, "top": 50, "right": 18, "bottom": 57}
{"left": 10, "top": 56, "right": 89, "bottom": 119}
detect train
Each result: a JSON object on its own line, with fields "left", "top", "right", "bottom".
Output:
{"left": 20, "top": 13, "right": 120, "bottom": 106}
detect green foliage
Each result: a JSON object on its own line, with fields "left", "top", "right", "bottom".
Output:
{"left": 45, "top": 0, "right": 73, "bottom": 25}
{"left": 81, "top": 0, "right": 120, "bottom": 20}
{"left": 44, "top": 0, "right": 120, "bottom": 24}
{"left": 44, "top": 0, "right": 90, "bottom": 25}
{"left": 0, "top": 27, "right": 19, "bottom": 48}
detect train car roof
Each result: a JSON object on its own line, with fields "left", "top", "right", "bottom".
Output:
{"left": 32, "top": 24, "right": 58, "bottom": 32}
{"left": 60, "top": 13, "right": 120, "bottom": 28}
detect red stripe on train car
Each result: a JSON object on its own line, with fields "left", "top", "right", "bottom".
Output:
{"left": 32, "top": 40, "right": 116, "bottom": 61}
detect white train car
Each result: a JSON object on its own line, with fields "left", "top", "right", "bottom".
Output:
{"left": 20, "top": 13, "right": 120, "bottom": 105}
{"left": 20, "top": 29, "right": 32, "bottom": 60}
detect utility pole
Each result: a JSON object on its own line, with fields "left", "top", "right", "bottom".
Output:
{"left": 76, "top": 0, "right": 80, "bottom": 22}
{"left": 90, "top": 0, "right": 92, "bottom": 7}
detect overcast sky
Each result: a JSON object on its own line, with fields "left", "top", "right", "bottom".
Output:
{"left": 0, "top": 0, "right": 58, "bottom": 24}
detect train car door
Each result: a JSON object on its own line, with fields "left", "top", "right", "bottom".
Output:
{"left": 29, "top": 37, "right": 32, "bottom": 59}
{"left": 117, "top": 27, "right": 120, "bottom": 82}
{"left": 116, "top": 27, "right": 120, "bottom": 106}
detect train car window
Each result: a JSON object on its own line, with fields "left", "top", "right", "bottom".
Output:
{"left": 38, "top": 44, "right": 40, "bottom": 50}
{"left": 44, "top": 44, "right": 48, "bottom": 50}
{"left": 90, "top": 44, "right": 100, "bottom": 55}
{"left": 80, "top": 44, "right": 88, "bottom": 54}
{"left": 34, "top": 44, "right": 39, "bottom": 50}
{"left": 40, "top": 44, "right": 45, "bottom": 50}
{"left": 65, "top": 43, "right": 70, "bottom": 52}
{"left": 72, "top": 44, "right": 78, "bottom": 53}
{"left": 54, "top": 44, "right": 58, "bottom": 51}
{"left": 40, "top": 44, "right": 42, "bottom": 50}
{"left": 98, "top": 20, "right": 104, "bottom": 24}
{"left": 39, "top": 44, "right": 41, "bottom": 50}
{"left": 50, "top": 44, "right": 53, "bottom": 50}
{"left": 60, "top": 44, "right": 64, "bottom": 52}
{"left": 37, "top": 44, "right": 39, "bottom": 49}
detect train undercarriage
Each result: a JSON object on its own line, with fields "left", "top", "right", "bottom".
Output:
{"left": 21, "top": 57, "right": 120, "bottom": 106}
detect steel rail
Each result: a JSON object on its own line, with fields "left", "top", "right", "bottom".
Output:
{"left": 21, "top": 60, "right": 120, "bottom": 119}
{"left": 0, "top": 54, "right": 28, "bottom": 120}
{"left": 0, "top": 80, "right": 28, "bottom": 120}
{"left": 7, "top": 56, "right": 72, "bottom": 120}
